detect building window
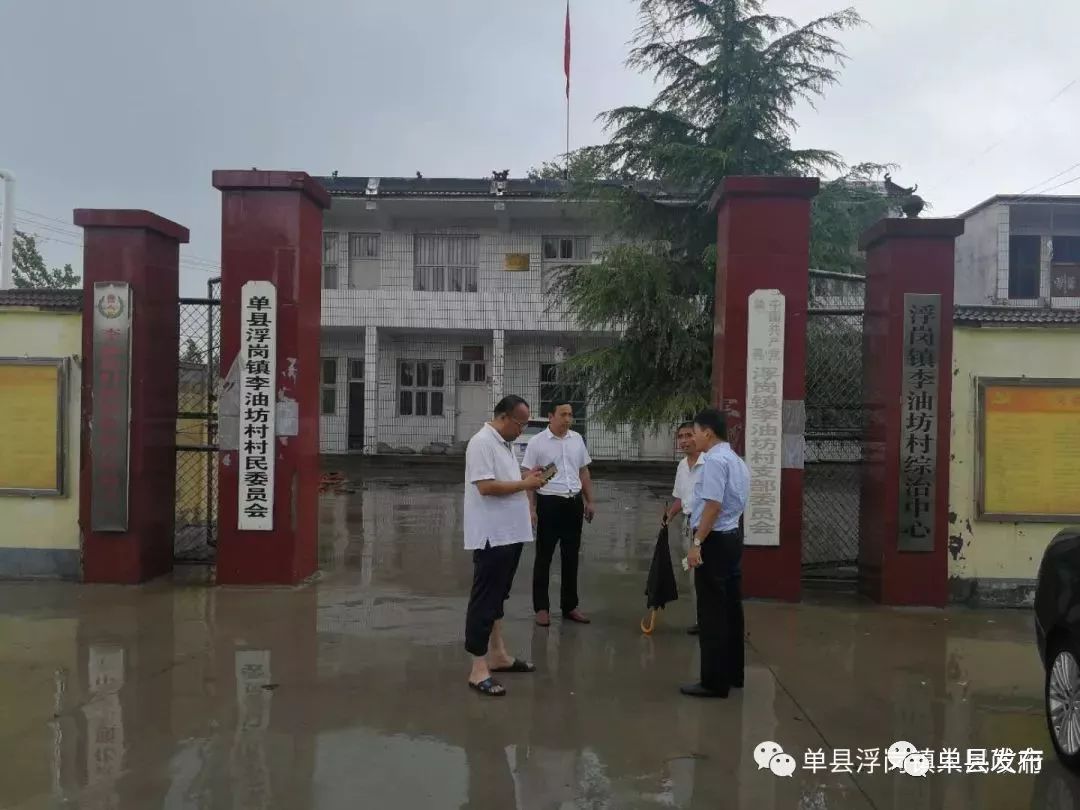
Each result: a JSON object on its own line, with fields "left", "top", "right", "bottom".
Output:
{"left": 539, "top": 363, "right": 587, "bottom": 438}
{"left": 1051, "top": 235, "right": 1080, "bottom": 297}
{"left": 349, "top": 359, "right": 364, "bottom": 381}
{"left": 347, "top": 232, "right": 381, "bottom": 290}
{"left": 321, "top": 358, "right": 338, "bottom": 415}
{"left": 458, "top": 345, "right": 487, "bottom": 383}
{"left": 323, "top": 233, "right": 340, "bottom": 290}
{"left": 349, "top": 233, "right": 379, "bottom": 259}
{"left": 414, "top": 235, "right": 479, "bottom": 292}
{"left": 399, "top": 361, "right": 445, "bottom": 416}
{"left": 1008, "top": 235, "right": 1040, "bottom": 299}
{"left": 542, "top": 236, "right": 589, "bottom": 261}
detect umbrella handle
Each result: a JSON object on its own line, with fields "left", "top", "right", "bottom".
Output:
{"left": 640, "top": 609, "right": 657, "bottom": 636}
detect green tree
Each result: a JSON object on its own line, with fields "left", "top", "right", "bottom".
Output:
{"left": 182, "top": 338, "right": 204, "bottom": 364}
{"left": 547, "top": 0, "right": 895, "bottom": 430}
{"left": 13, "top": 231, "right": 80, "bottom": 289}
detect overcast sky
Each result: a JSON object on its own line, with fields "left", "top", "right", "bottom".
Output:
{"left": 2, "top": 0, "right": 1079, "bottom": 295}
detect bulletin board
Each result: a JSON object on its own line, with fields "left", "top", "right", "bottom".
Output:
{"left": 977, "top": 378, "right": 1080, "bottom": 520}
{"left": 0, "top": 358, "right": 67, "bottom": 496}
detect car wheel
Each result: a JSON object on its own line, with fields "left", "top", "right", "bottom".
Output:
{"left": 1046, "top": 639, "right": 1080, "bottom": 772}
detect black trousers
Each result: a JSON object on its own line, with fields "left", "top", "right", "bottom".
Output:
{"left": 693, "top": 528, "right": 745, "bottom": 692}
{"left": 532, "top": 494, "right": 585, "bottom": 613}
{"left": 465, "top": 542, "right": 524, "bottom": 657}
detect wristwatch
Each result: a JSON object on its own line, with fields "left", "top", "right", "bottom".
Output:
{"left": 693, "top": 536, "right": 704, "bottom": 547}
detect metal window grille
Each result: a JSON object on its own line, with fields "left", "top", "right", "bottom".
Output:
{"left": 414, "top": 235, "right": 478, "bottom": 292}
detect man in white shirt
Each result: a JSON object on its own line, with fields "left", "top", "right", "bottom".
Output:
{"left": 662, "top": 421, "right": 705, "bottom": 635}
{"left": 464, "top": 395, "right": 546, "bottom": 697}
{"left": 683, "top": 407, "right": 750, "bottom": 699}
{"left": 522, "top": 401, "right": 595, "bottom": 627}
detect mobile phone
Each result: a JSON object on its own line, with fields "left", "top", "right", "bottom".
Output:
{"left": 540, "top": 463, "right": 558, "bottom": 483}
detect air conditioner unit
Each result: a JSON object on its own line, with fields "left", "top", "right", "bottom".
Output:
{"left": 365, "top": 178, "right": 380, "bottom": 196}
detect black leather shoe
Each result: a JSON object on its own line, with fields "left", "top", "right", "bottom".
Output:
{"left": 680, "top": 682, "right": 729, "bottom": 698}
{"left": 687, "top": 625, "right": 700, "bottom": 635}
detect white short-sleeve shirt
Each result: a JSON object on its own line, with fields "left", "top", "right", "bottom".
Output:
{"left": 672, "top": 454, "right": 705, "bottom": 515}
{"left": 521, "top": 428, "right": 592, "bottom": 497}
{"left": 464, "top": 423, "right": 534, "bottom": 550}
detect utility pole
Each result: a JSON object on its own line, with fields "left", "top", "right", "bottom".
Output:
{"left": 0, "top": 169, "right": 15, "bottom": 289}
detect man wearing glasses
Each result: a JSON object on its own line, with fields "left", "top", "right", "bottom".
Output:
{"left": 464, "top": 395, "right": 546, "bottom": 697}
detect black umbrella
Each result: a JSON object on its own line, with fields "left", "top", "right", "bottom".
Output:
{"left": 641, "top": 522, "right": 679, "bottom": 635}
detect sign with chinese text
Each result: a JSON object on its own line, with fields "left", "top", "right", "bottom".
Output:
{"left": 90, "top": 282, "right": 132, "bottom": 531}
{"left": 1051, "top": 263, "right": 1080, "bottom": 297}
{"left": 0, "top": 360, "right": 65, "bottom": 495}
{"left": 898, "top": 293, "right": 941, "bottom": 552}
{"left": 504, "top": 253, "right": 530, "bottom": 271}
{"left": 744, "top": 289, "right": 785, "bottom": 546}
{"left": 85, "top": 645, "right": 125, "bottom": 788}
{"left": 980, "top": 381, "right": 1080, "bottom": 519}
{"left": 238, "top": 281, "right": 277, "bottom": 531}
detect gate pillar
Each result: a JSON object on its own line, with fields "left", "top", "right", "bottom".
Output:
{"left": 858, "top": 218, "right": 963, "bottom": 607}
{"left": 212, "top": 170, "right": 329, "bottom": 585}
{"left": 712, "top": 176, "right": 818, "bottom": 602}
{"left": 74, "top": 209, "right": 188, "bottom": 583}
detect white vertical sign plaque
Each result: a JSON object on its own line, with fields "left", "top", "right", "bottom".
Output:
{"left": 744, "top": 289, "right": 785, "bottom": 546}
{"left": 238, "top": 281, "right": 277, "bottom": 531}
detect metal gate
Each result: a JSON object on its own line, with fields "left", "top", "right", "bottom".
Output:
{"left": 175, "top": 278, "right": 220, "bottom": 563}
{"left": 802, "top": 271, "right": 865, "bottom": 577}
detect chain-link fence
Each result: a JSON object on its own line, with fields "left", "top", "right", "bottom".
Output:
{"left": 176, "top": 279, "right": 220, "bottom": 563}
{"left": 803, "top": 272, "right": 864, "bottom": 573}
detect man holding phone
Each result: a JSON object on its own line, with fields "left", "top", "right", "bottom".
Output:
{"left": 523, "top": 400, "right": 595, "bottom": 627}
{"left": 464, "top": 395, "right": 547, "bottom": 697}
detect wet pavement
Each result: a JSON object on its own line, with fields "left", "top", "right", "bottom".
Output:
{"left": 1, "top": 467, "right": 1078, "bottom": 809}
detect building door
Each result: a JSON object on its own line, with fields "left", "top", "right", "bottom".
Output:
{"left": 455, "top": 346, "right": 489, "bottom": 443}
{"left": 347, "top": 359, "right": 365, "bottom": 452}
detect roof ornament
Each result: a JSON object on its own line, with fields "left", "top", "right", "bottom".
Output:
{"left": 884, "top": 173, "right": 925, "bottom": 218}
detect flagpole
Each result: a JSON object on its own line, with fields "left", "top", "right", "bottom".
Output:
{"left": 565, "top": 96, "right": 570, "bottom": 180}
{"left": 564, "top": 0, "right": 571, "bottom": 180}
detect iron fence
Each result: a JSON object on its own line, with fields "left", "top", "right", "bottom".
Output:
{"left": 176, "top": 278, "right": 220, "bottom": 563}
{"left": 802, "top": 273, "right": 864, "bottom": 572}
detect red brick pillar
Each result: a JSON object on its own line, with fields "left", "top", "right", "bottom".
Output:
{"left": 212, "top": 171, "right": 329, "bottom": 585}
{"left": 713, "top": 177, "right": 818, "bottom": 602}
{"left": 858, "top": 218, "right": 964, "bottom": 607}
{"left": 75, "top": 209, "right": 188, "bottom": 583}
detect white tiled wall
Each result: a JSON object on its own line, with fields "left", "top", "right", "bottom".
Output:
{"left": 954, "top": 203, "right": 1002, "bottom": 306}
{"left": 316, "top": 208, "right": 673, "bottom": 461}
{"left": 321, "top": 223, "right": 617, "bottom": 333}
{"left": 319, "top": 328, "right": 677, "bottom": 460}
{"left": 995, "top": 204, "right": 1012, "bottom": 301}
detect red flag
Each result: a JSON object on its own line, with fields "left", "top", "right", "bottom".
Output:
{"left": 564, "top": 2, "right": 571, "bottom": 99}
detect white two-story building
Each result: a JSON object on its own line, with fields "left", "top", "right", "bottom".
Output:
{"left": 955, "top": 194, "right": 1080, "bottom": 308}
{"left": 317, "top": 175, "right": 682, "bottom": 461}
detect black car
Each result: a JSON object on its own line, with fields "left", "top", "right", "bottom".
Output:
{"left": 1035, "top": 528, "right": 1080, "bottom": 771}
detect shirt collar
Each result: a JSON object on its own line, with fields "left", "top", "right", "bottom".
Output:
{"left": 484, "top": 422, "right": 512, "bottom": 449}
{"left": 544, "top": 427, "right": 569, "bottom": 441}
{"left": 688, "top": 453, "right": 706, "bottom": 468}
